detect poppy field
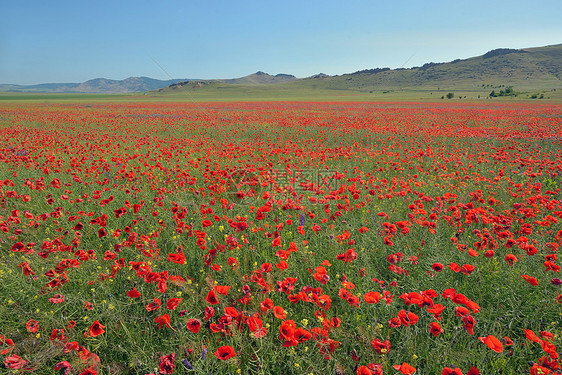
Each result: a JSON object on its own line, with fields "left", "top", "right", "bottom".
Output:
{"left": 0, "top": 101, "right": 561, "bottom": 375}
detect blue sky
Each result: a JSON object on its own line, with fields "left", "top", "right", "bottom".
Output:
{"left": 1, "top": 0, "right": 561, "bottom": 84}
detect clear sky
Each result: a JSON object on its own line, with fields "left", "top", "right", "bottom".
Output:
{"left": 1, "top": 0, "right": 561, "bottom": 84}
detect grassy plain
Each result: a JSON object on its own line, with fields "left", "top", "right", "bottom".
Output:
{"left": 0, "top": 99, "right": 560, "bottom": 374}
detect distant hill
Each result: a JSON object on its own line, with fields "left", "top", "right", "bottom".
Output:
{"left": 3, "top": 44, "right": 561, "bottom": 96}
{"left": 0, "top": 77, "right": 190, "bottom": 93}
{"left": 163, "top": 71, "right": 297, "bottom": 91}
{"left": 295, "top": 44, "right": 562, "bottom": 91}
{"left": 154, "top": 44, "right": 561, "bottom": 97}
{"left": 225, "top": 71, "right": 297, "bottom": 84}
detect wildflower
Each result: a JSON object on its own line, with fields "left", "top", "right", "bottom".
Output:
{"left": 49, "top": 294, "right": 65, "bottom": 304}
{"left": 442, "top": 368, "right": 464, "bottom": 375}
{"left": 182, "top": 359, "right": 193, "bottom": 369}
{"left": 432, "top": 263, "right": 444, "bottom": 272}
{"left": 159, "top": 353, "right": 175, "bottom": 374}
{"left": 166, "top": 298, "right": 182, "bottom": 310}
{"left": 206, "top": 290, "right": 219, "bottom": 305}
{"left": 214, "top": 345, "right": 236, "bottom": 360}
{"left": 393, "top": 362, "right": 417, "bottom": 374}
{"left": 522, "top": 275, "right": 538, "bottom": 286}
{"left": 186, "top": 319, "right": 201, "bottom": 333}
{"left": 478, "top": 335, "right": 503, "bottom": 353}
{"left": 54, "top": 361, "right": 72, "bottom": 375}
{"left": 26, "top": 319, "right": 39, "bottom": 333}
{"left": 428, "top": 322, "right": 444, "bottom": 337}
{"left": 371, "top": 338, "right": 391, "bottom": 354}
{"left": 85, "top": 320, "right": 105, "bottom": 338}
{"left": 154, "top": 314, "right": 171, "bottom": 329}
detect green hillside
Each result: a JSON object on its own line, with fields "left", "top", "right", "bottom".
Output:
{"left": 149, "top": 44, "right": 562, "bottom": 101}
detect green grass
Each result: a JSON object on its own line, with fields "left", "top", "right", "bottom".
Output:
{"left": 0, "top": 92, "right": 132, "bottom": 102}
{"left": 0, "top": 101, "right": 561, "bottom": 374}
{"left": 2, "top": 44, "right": 561, "bottom": 103}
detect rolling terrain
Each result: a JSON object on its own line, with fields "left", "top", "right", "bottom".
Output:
{"left": 1, "top": 44, "right": 560, "bottom": 100}
{"left": 152, "top": 44, "right": 562, "bottom": 101}
{"left": 0, "top": 77, "right": 190, "bottom": 94}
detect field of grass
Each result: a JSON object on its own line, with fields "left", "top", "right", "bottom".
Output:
{"left": 3, "top": 85, "right": 560, "bottom": 104}
{"left": 0, "top": 100, "right": 561, "bottom": 375}
{"left": 146, "top": 83, "right": 562, "bottom": 102}
{"left": 147, "top": 44, "right": 562, "bottom": 103}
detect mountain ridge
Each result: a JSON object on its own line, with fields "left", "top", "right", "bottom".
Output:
{"left": 0, "top": 77, "right": 191, "bottom": 94}
{"left": 2, "top": 43, "right": 561, "bottom": 94}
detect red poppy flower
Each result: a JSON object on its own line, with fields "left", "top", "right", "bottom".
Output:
{"left": 504, "top": 254, "right": 517, "bottom": 265}
{"left": 388, "top": 317, "right": 401, "bottom": 328}
{"left": 427, "top": 304, "right": 445, "bottom": 319}
{"left": 279, "top": 320, "right": 296, "bottom": 340}
{"left": 54, "top": 361, "right": 72, "bottom": 375}
{"left": 428, "top": 322, "right": 444, "bottom": 337}
{"left": 18, "top": 261, "right": 34, "bottom": 276}
{"left": 461, "top": 264, "right": 475, "bottom": 275}
{"left": 451, "top": 293, "right": 468, "bottom": 305}
{"left": 86, "top": 320, "right": 105, "bottom": 337}
{"left": 371, "top": 338, "right": 391, "bottom": 354}
{"left": 294, "top": 327, "right": 312, "bottom": 343}
{"left": 465, "top": 300, "right": 481, "bottom": 314}
{"left": 544, "top": 261, "right": 560, "bottom": 272}
{"left": 432, "top": 263, "right": 444, "bottom": 272}
{"left": 26, "top": 319, "right": 39, "bottom": 333}
{"left": 205, "top": 290, "right": 219, "bottom": 305}
{"left": 186, "top": 319, "right": 201, "bottom": 333}
{"left": 363, "top": 291, "right": 381, "bottom": 304}
{"left": 478, "top": 335, "right": 503, "bottom": 353}
{"left": 227, "top": 257, "right": 239, "bottom": 269}
{"left": 159, "top": 352, "right": 175, "bottom": 374}
{"left": 462, "top": 315, "right": 475, "bottom": 335}
{"left": 449, "top": 262, "right": 461, "bottom": 272}
{"left": 357, "top": 365, "right": 374, "bottom": 375}
{"left": 167, "top": 252, "right": 186, "bottom": 265}
{"left": 529, "top": 364, "right": 552, "bottom": 375}
{"left": 214, "top": 285, "right": 231, "bottom": 295}
{"left": 455, "top": 306, "right": 470, "bottom": 317}
{"left": 154, "top": 314, "right": 171, "bottom": 329}
{"left": 166, "top": 297, "right": 182, "bottom": 310}
{"left": 260, "top": 298, "right": 274, "bottom": 312}
{"left": 522, "top": 275, "right": 538, "bottom": 286}
{"left": 524, "top": 329, "right": 542, "bottom": 343}
{"left": 393, "top": 362, "right": 417, "bottom": 374}
{"left": 49, "top": 294, "right": 65, "bottom": 304}
{"left": 468, "top": 248, "right": 479, "bottom": 257}
{"left": 442, "top": 368, "right": 463, "bottom": 375}
{"left": 4, "top": 354, "right": 28, "bottom": 369}
{"left": 397, "top": 310, "right": 419, "bottom": 326}
{"left": 214, "top": 345, "right": 236, "bottom": 360}
{"left": 204, "top": 306, "right": 215, "bottom": 320}
{"left": 273, "top": 306, "right": 287, "bottom": 319}
{"left": 145, "top": 298, "right": 162, "bottom": 311}
{"left": 78, "top": 367, "right": 97, "bottom": 375}
{"left": 126, "top": 287, "right": 141, "bottom": 298}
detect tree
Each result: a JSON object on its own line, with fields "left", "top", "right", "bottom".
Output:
{"left": 446, "top": 92, "right": 454, "bottom": 99}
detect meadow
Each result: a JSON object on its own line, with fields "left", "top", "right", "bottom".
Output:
{"left": 0, "top": 101, "right": 560, "bottom": 375}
